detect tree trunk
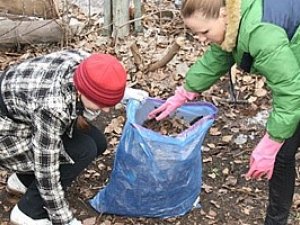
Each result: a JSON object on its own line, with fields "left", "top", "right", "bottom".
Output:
{"left": 113, "top": 0, "right": 130, "bottom": 38}
{"left": 0, "top": 19, "right": 63, "bottom": 45}
{"left": 0, "top": 0, "right": 60, "bottom": 19}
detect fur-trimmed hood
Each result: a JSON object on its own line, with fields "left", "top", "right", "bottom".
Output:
{"left": 185, "top": 0, "right": 300, "bottom": 141}
{"left": 220, "top": 0, "right": 241, "bottom": 52}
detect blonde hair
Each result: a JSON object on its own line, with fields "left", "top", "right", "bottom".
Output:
{"left": 181, "top": 0, "right": 225, "bottom": 19}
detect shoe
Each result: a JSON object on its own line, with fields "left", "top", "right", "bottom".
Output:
{"left": 10, "top": 204, "right": 52, "bottom": 225}
{"left": 6, "top": 173, "right": 27, "bottom": 196}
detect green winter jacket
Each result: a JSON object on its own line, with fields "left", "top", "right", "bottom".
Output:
{"left": 184, "top": 0, "right": 300, "bottom": 141}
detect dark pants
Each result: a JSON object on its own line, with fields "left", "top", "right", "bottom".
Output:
{"left": 265, "top": 123, "right": 300, "bottom": 225}
{"left": 17, "top": 125, "right": 107, "bottom": 219}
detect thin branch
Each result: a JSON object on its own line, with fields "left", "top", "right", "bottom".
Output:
{"left": 116, "top": 9, "right": 179, "bottom": 30}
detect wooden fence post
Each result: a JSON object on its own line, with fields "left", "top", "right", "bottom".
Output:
{"left": 133, "top": 0, "right": 142, "bottom": 33}
{"left": 113, "top": 0, "right": 130, "bottom": 38}
{"left": 103, "top": 0, "right": 143, "bottom": 37}
{"left": 103, "top": 0, "right": 112, "bottom": 36}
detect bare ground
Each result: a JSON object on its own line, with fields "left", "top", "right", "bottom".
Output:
{"left": 1, "top": 1, "right": 300, "bottom": 224}
{"left": 1, "top": 87, "right": 300, "bottom": 225}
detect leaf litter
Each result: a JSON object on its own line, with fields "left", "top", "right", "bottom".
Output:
{"left": 0, "top": 1, "right": 300, "bottom": 225}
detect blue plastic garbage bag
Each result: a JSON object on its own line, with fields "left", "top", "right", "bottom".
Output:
{"left": 90, "top": 98, "right": 218, "bottom": 218}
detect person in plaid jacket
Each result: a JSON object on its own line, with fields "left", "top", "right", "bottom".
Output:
{"left": 0, "top": 50, "right": 143, "bottom": 225}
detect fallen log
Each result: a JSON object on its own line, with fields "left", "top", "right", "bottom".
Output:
{"left": 0, "top": 0, "right": 59, "bottom": 19}
{"left": 0, "top": 19, "right": 63, "bottom": 44}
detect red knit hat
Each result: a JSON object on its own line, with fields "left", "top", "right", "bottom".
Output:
{"left": 74, "top": 53, "right": 127, "bottom": 107}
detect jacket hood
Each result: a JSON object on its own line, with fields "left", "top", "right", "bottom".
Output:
{"left": 220, "top": 0, "right": 241, "bottom": 52}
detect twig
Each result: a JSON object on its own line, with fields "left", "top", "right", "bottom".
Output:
{"left": 232, "top": 149, "right": 250, "bottom": 157}
{"left": 114, "top": 9, "right": 180, "bottom": 30}
{"left": 203, "top": 94, "right": 249, "bottom": 104}
{"left": 4, "top": 52, "right": 22, "bottom": 56}
{"left": 223, "top": 186, "right": 265, "bottom": 198}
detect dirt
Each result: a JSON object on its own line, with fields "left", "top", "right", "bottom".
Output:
{"left": 1, "top": 96, "right": 300, "bottom": 225}
{"left": 1, "top": 1, "right": 300, "bottom": 224}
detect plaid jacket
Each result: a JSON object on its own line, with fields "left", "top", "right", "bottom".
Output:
{"left": 0, "top": 49, "right": 90, "bottom": 224}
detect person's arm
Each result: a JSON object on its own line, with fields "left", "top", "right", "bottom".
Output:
{"left": 184, "top": 44, "right": 234, "bottom": 92}
{"left": 148, "top": 45, "right": 233, "bottom": 120}
{"left": 249, "top": 24, "right": 300, "bottom": 141}
{"left": 32, "top": 107, "right": 74, "bottom": 224}
{"left": 246, "top": 25, "right": 300, "bottom": 180}
{"left": 148, "top": 86, "right": 199, "bottom": 120}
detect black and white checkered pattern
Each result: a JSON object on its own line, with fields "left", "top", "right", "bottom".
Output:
{"left": 0, "top": 49, "right": 90, "bottom": 224}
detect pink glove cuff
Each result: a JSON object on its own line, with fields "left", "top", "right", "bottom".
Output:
{"left": 175, "top": 86, "right": 199, "bottom": 101}
{"left": 166, "top": 86, "right": 199, "bottom": 106}
{"left": 148, "top": 86, "right": 199, "bottom": 120}
{"left": 256, "top": 133, "right": 284, "bottom": 156}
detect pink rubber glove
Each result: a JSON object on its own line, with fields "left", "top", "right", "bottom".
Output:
{"left": 246, "top": 133, "right": 284, "bottom": 180}
{"left": 148, "top": 86, "right": 199, "bottom": 121}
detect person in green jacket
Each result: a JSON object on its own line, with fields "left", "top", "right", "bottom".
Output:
{"left": 148, "top": 0, "right": 300, "bottom": 224}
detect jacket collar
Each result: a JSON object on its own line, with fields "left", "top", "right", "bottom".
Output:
{"left": 220, "top": 0, "right": 241, "bottom": 52}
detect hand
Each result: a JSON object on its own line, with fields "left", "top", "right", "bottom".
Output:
{"left": 67, "top": 218, "right": 82, "bottom": 225}
{"left": 122, "top": 87, "right": 149, "bottom": 102}
{"left": 246, "top": 133, "right": 284, "bottom": 180}
{"left": 148, "top": 86, "right": 199, "bottom": 121}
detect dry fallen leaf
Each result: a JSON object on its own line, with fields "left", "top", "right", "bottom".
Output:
{"left": 203, "top": 156, "right": 213, "bottom": 163}
{"left": 248, "top": 96, "right": 257, "bottom": 103}
{"left": 207, "top": 143, "right": 216, "bottom": 148}
{"left": 202, "top": 183, "right": 213, "bottom": 193}
{"left": 208, "top": 173, "right": 217, "bottom": 179}
{"left": 222, "top": 135, "right": 232, "bottom": 143}
{"left": 83, "top": 217, "right": 97, "bottom": 225}
{"left": 208, "top": 209, "right": 217, "bottom": 217}
{"left": 242, "top": 207, "right": 251, "bottom": 215}
{"left": 210, "top": 200, "right": 221, "bottom": 209}
{"left": 255, "top": 88, "right": 267, "bottom": 97}
{"left": 222, "top": 168, "right": 229, "bottom": 175}
{"left": 209, "top": 127, "right": 221, "bottom": 136}
{"left": 224, "top": 175, "right": 238, "bottom": 187}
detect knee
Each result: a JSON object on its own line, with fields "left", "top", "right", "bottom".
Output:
{"left": 95, "top": 136, "right": 107, "bottom": 156}
{"left": 83, "top": 140, "right": 98, "bottom": 162}
{"left": 82, "top": 139, "right": 98, "bottom": 162}
{"left": 88, "top": 126, "right": 108, "bottom": 156}
{"left": 69, "top": 137, "right": 98, "bottom": 163}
